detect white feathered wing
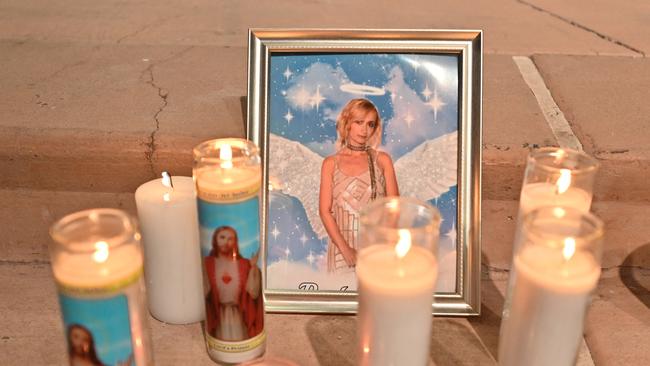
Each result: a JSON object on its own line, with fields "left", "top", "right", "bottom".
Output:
{"left": 268, "top": 131, "right": 458, "bottom": 240}
{"left": 268, "top": 133, "right": 327, "bottom": 239}
{"left": 394, "top": 131, "right": 458, "bottom": 202}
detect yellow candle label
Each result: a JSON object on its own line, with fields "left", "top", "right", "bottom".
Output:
{"left": 56, "top": 267, "right": 144, "bottom": 297}
{"left": 206, "top": 330, "right": 267, "bottom": 353}
{"left": 197, "top": 184, "right": 260, "bottom": 203}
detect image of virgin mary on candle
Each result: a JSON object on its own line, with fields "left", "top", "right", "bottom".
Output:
{"left": 204, "top": 226, "right": 264, "bottom": 341}
{"left": 266, "top": 53, "right": 460, "bottom": 293}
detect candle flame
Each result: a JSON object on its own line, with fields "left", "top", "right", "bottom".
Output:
{"left": 551, "top": 148, "right": 566, "bottom": 163}
{"left": 220, "top": 144, "right": 233, "bottom": 169}
{"left": 562, "top": 237, "right": 576, "bottom": 261}
{"left": 93, "top": 241, "right": 109, "bottom": 263}
{"left": 363, "top": 346, "right": 370, "bottom": 353}
{"left": 395, "top": 229, "right": 412, "bottom": 258}
{"left": 556, "top": 169, "right": 571, "bottom": 194}
{"left": 552, "top": 207, "right": 566, "bottom": 218}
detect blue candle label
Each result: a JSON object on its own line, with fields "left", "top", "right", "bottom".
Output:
{"left": 58, "top": 291, "right": 135, "bottom": 366}
{"left": 197, "top": 190, "right": 265, "bottom": 354}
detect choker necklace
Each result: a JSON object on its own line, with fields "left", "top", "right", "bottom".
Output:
{"left": 346, "top": 143, "right": 368, "bottom": 152}
{"left": 345, "top": 143, "right": 377, "bottom": 200}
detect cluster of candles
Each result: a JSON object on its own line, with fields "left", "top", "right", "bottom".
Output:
{"left": 47, "top": 138, "right": 602, "bottom": 366}
{"left": 354, "top": 147, "right": 603, "bottom": 366}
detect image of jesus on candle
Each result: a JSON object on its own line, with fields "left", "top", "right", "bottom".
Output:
{"left": 67, "top": 324, "right": 105, "bottom": 366}
{"left": 204, "top": 226, "right": 264, "bottom": 341}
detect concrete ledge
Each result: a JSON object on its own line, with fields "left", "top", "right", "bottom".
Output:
{"left": 533, "top": 54, "right": 650, "bottom": 202}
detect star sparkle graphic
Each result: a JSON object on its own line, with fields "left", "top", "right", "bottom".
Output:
{"left": 271, "top": 225, "right": 280, "bottom": 240}
{"left": 284, "top": 109, "right": 294, "bottom": 124}
{"left": 427, "top": 88, "right": 447, "bottom": 121}
{"left": 283, "top": 66, "right": 293, "bottom": 80}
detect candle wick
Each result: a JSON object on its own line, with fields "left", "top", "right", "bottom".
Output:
{"left": 161, "top": 171, "right": 174, "bottom": 189}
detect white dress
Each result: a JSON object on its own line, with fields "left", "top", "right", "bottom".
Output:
{"left": 327, "top": 150, "right": 386, "bottom": 273}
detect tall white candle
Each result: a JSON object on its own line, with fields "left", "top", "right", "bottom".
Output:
{"left": 135, "top": 175, "right": 205, "bottom": 324}
{"left": 499, "top": 243, "right": 600, "bottom": 366}
{"left": 357, "top": 239, "right": 437, "bottom": 366}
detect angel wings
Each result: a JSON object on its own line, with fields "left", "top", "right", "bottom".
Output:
{"left": 268, "top": 131, "right": 458, "bottom": 240}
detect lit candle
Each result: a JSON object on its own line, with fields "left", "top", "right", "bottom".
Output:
{"left": 135, "top": 173, "right": 205, "bottom": 324}
{"left": 498, "top": 207, "right": 603, "bottom": 366}
{"left": 519, "top": 169, "right": 592, "bottom": 217}
{"left": 357, "top": 198, "right": 440, "bottom": 366}
{"left": 503, "top": 149, "right": 599, "bottom": 322}
{"left": 193, "top": 139, "right": 265, "bottom": 364}
{"left": 49, "top": 209, "right": 153, "bottom": 366}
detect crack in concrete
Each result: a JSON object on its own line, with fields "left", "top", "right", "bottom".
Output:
{"left": 142, "top": 65, "right": 167, "bottom": 176}
{"left": 139, "top": 46, "right": 195, "bottom": 175}
{"left": 517, "top": 0, "right": 646, "bottom": 57}
{"left": 116, "top": 15, "right": 181, "bottom": 44}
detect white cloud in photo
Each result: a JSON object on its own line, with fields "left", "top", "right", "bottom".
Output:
{"left": 381, "top": 66, "right": 439, "bottom": 158}
{"left": 286, "top": 63, "right": 352, "bottom": 114}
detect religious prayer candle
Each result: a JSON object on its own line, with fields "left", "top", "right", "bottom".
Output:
{"left": 357, "top": 197, "right": 441, "bottom": 366}
{"left": 135, "top": 173, "right": 205, "bottom": 324}
{"left": 498, "top": 207, "right": 604, "bottom": 366}
{"left": 49, "top": 209, "right": 153, "bottom": 366}
{"left": 193, "top": 138, "right": 265, "bottom": 364}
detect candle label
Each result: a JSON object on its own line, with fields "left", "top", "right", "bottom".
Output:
{"left": 56, "top": 273, "right": 142, "bottom": 366}
{"left": 197, "top": 191, "right": 265, "bottom": 355}
{"left": 197, "top": 182, "right": 260, "bottom": 203}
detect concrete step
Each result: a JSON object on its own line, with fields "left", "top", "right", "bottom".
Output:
{"left": 4, "top": 46, "right": 650, "bottom": 202}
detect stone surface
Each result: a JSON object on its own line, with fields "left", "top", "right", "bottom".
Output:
{"left": 0, "top": 263, "right": 501, "bottom": 365}
{"left": 0, "top": 42, "right": 246, "bottom": 192}
{"left": 0, "top": 0, "right": 634, "bottom": 56}
{"left": 0, "top": 49, "right": 562, "bottom": 199}
{"left": 525, "top": 0, "right": 650, "bottom": 55}
{"left": 585, "top": 269, "right": 650, "bottom": 366}
{"left": 533, "top": 55, "right": 650, "bottom": 202}
{"left": 0, "top": 189, "right": 136, "bottom": 263}
{"left": 482, "top": 55, "right": 557, "bottom": 201}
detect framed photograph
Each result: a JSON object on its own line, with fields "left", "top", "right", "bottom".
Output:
{"left": 247, "top": 29, "right": 482, "bottom": 315}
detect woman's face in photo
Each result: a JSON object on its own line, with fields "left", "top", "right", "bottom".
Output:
{"left": 347, "top": 109, "right": 377, "bottom": 147}
{"left": 70, "top": 327, "right": 90, "bottom": 355}
{"left": 216, "top": 229, "right": 236, "bottom": 256}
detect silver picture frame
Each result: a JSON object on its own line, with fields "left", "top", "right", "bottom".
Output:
{"left": 247, "top": 29, "right": 482, "bottom": 315}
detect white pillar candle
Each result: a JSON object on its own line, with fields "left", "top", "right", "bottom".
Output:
{"left": 498, "top": 243, "right": 601, "bottom": 366}
{"left": 50, "top": 209, "right": 153, "bottom": 366}
{"left": 135, "top": 175, "right": 205, "bottom": 324}
{"left": 357, "top": 240, "right": 437, "bottom": 366}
